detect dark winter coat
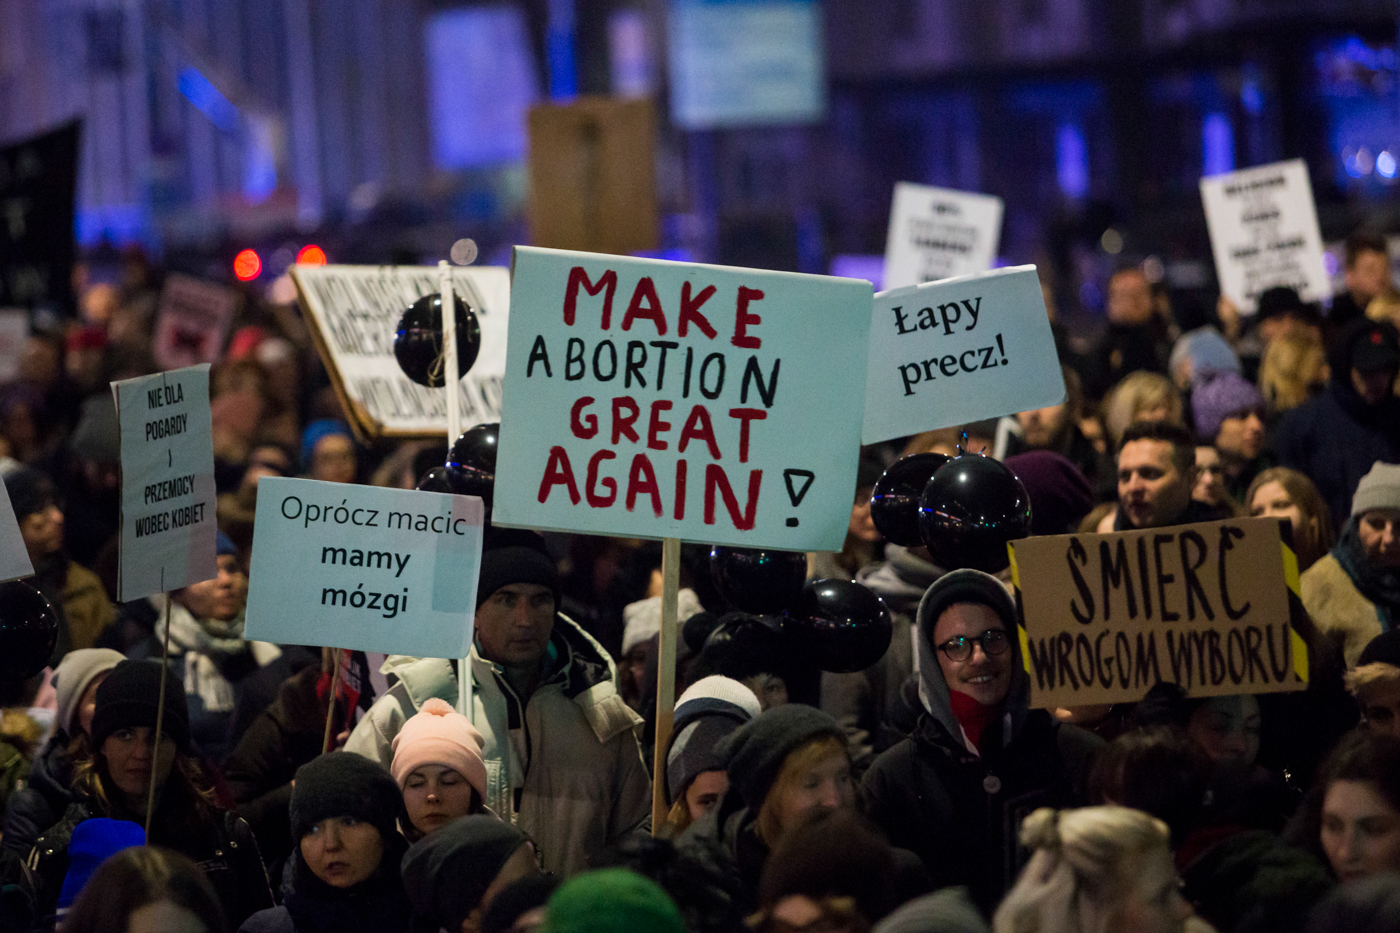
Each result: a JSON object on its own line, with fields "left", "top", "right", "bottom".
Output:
{"left": 238, "top": 838, "right": 412, "bottom": 933}
{"left": 0, "top": 734, "right": 76, "bottom": 856}
{"left": 26, "top": 779, "right": 272, "bottom": 928}
{"left": 1179, "top": 828, "right": 1333, "bottom": 933}
{"left": 860, "top": 580, "right": 1102, "bottom": 915}
{"left": 1271, "top": 320, "right": 1400, "bottom": 531}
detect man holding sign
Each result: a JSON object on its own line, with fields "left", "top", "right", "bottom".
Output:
{"left": 345, "top": 529, "right": 649, "bottom": 876}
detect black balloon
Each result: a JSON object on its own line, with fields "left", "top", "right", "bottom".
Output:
{"left": 446, "top": 422, "right": 498, "bottom": 507}
{"left": 917, "top": 453, "right": 1032, "bottom": 573}
{"left": 709, "top": 546, "right": 807, "bottom": 615}
{"left": 415, "top": 466, "right": 457, "bottom": 494}
{"left": 870, "top": 452, "right": 951, "bottom": 546}
{"left": 0, "top": 582, "right": 57, "bottom": 681}
{"left": 394, "top": 291, "right": 482, "bottom": 387}
{"left": 782, "top": 579, "right": 892, "bottom": 673}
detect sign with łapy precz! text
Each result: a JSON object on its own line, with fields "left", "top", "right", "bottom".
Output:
{"left": 0, "top": 479, "right": 33, "bottom": 583}
{"left": 493, "top": 247, "right": 873, "bottom": 551}
{"left": 1009, "top": 517, "right": 1308, "bottom": 710}
{"left": 113, "top": 365, "right": 217, "bottom": 601}
{"left": 243, "top": 478, "right": 485, "bottom": 658}
{"left": 1200, "top": 159, "right": 1332, "bottom": 313}
{"left": 883, "top": 183, "right": 1003, "bottom": 291}
{"left": 862, "top": 265, "right": 1065, "bottom": 444}
{"left": 290, "top": 264, "right": 511, "bottom": 442}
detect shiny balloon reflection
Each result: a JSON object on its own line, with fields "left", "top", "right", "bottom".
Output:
{"left": 709, "top": 546, "right": 808, "bottom": 615}
{"left": 394, "top": 291, "right": 482, "bottom": 388}
{"left": 917, "top": 454, "right": 1032, "bottom": 573}
{"left": 783, "top": 579, "right": 892, "bottom": 673}
{"left": 0, "top": 581, "right": 58, "bottom": 682}
{"left": 870, "top": 453, "right": 950, "bottom": 547}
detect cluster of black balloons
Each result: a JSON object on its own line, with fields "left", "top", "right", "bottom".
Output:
{"left": 417, "top": 422, "right": 499, "bottom": 509}
{"left": 870, "top": 451, "right": 1032, "bottom": 574}
{"left": 0, "top": 582, "right": 59, "bottom": 682}
{"left": 708, "top": 546, "right": 892, "bottom": 674}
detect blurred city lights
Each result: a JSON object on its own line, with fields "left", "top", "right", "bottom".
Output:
{"left": 233, "top": 249, "right": 263, "bottom": 281}
{"left": 1377, "top": 150, "right": 1397, "bottom": 179}
{"left": 297, "top": 244, "right": 328, "bottom": 266}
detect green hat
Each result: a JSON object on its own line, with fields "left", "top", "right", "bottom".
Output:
{"left": 541, "top": 869, "right": 683, "bottom": 933}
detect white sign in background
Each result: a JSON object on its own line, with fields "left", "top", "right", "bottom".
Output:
{"left": 493, "top": 247, "right": 873, "bottom": 551}
{"left": 244, "top": 478, "right": 485, "bottom": 659}
{"left": 883, "top": 182, "right": 1004, "bottom": 292}
{"left": 862, "top": 266, "right": 1066, "bottom": 444}
{"left": 113, "top": 365, "right": 218, "bottom": 601}
{"left": 0, "top": 479, "right": 34, "bottom": 583}
{"left": 290, "top": 265, "right": 511, "bottom": 438}
{"left": 1200, "top": 159, "right": 1333, "bottom": 313}
{"left": 153, "top": 274, "right": 239, "bottom": 371}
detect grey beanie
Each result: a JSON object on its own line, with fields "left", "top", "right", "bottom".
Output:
{"left": 1351, "top": 462, "right": 1400, "bottom": 517}
{"left": 718, "top": 704, "right": 846, "bottom": 811}
{"left": 52, "top": 648, "right": 126, "bottom": 736}
{"left": 666, "top": 675, "right": 761, "bottom": 803}
{"left": 917, "top": 568, "right": 1018, "bottom": 645}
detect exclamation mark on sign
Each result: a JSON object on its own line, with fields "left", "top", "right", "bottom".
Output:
{"left": 782, "top": 469, "right": 815, "bottom": 527}
{"left": 996, "top": 333, "right": 1008, "bottom": 366}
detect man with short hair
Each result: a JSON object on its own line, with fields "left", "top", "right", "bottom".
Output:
{"left": 1079, "top": 268, "right": 1175, "bottom": 399}
{"left": 1329, "top": 231, "right": 1392, "bottom": 331}
{"left": 1114, "top": 420, "right": 1215, "bottom": 531}
{"left": 1347, "top": 630, "right": 1400, "bottom": 738}
{"left": 346, "top": 528, "right": 650, "bottom": 875}
{"left": 861, "top": 569, "right": 1101, "bottom": 913}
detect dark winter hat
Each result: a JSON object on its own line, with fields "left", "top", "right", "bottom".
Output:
{"left": 1190, "top": 371, "right": 1265, "bottom": 442}
{"left": 1349, "top": 320, "right": 1400, "bottom": 374}
{"left": 1359, "top": 629, "right": 1400, "bottom": 669}
{"left": 289, "top": 752, "right": 401, "bottom": 842}
{"left": 917, "top": 569, "right": 1018, "bottom": 646}
{"left": 90, "top": 660, "right": 190, "bottom": 753}
{"left": 476, "top": 528, "right": 560, "bottom": 609}
{"left": 718, "top": 704, "right": 846, "bottom": 811}
{"left": 1255, "top": 286, "right": 1305, "bottom": 321}
{"left": 216, "top": 531, "right": 238, "bottom": 557}
{"left": 1004, "top": 451, "right": 1094, "bottom": 536}
{"left": 3, "top": 466, "right": 56, "bottom": 519}
{"left": 401, "top": 815, "right": 532, "bottom": 932}
{"left": 300, "top": 418, "right": 353, "bottom": 469}
{"left": 68, "top": 395, "right": 120, "bottom": 464}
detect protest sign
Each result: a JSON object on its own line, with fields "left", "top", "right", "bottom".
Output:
{"left": 0, "top": 479, "right": 33, "bottom": 583}
{"left": 1009, "top": 517, "right": 1308, "bottom": 710}
{"left": 0, "top": 121, "right": 79, "bottom": 312}
{"left": 862, "top": 266, "right": 1064, "bottom": 444}
{"left": 1200, "top": 159, "right": 1332, "bottom": 312}
{"left": 883, "top": 183, "right": 1003, "bottom": 291}
{"left": 244, "top": 478, "right": 485, "bottom": 659}
{"left": 290, "top": 264, "right": 510, "bottom": 442}
{"left": 492, "top": 246, "right": 873, "bottom": 551}
{"left": 527, "top": 97, "right": 658, "bottom": 255}
{"left": 113, "top": 365, "right": 217, "bottom": 601}
{"left": 152, "top": 274, "right": 239, "bottom": 370}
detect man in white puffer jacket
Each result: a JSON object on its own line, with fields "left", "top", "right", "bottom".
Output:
{"left": 344, "top": 528, "right": 650, "bottom": 875}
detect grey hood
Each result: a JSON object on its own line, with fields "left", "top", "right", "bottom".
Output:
{"left": 913, "top": 569, "right": 1032, "bottom": 753}
{"left": 857, "top": 545, "right": 946, "bottom": 618}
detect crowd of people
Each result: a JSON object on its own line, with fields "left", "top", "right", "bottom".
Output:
{"left": 0, "top": 232, "right": 1398, "bottom": 933}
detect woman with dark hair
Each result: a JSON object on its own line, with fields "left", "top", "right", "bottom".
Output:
{"left": 27, "top": 661, "right": 272, "bottom": 928}
{"left": 1310, "top": 730, "right": 1400, "bottom": 882}
{"left": 63, "top": 846, "right": 228, "bottom": 933}
{"left": 240, "top": 754, "right": 412, "bottom": 933}
{"left": 1247, "top": 467, "right": 1336, "bottom": 572}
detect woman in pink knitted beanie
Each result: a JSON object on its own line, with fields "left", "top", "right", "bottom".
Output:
{"left": 391, "top": 698, "right": 491, "bottom": 840}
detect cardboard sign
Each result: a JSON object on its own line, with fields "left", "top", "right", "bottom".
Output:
{"left": 244, "top": 478, "right": 485, "bottom": 658}
{"left": 1009, "top": 518, "right": 1308, "bottom": 709}
{"left": 862, "top": 266, "right": 1065, "bottom": 444}
{"left": 1200, "top": 159, "right": 1332, "bottom": 312}
{"left": 113, "top": 365, "right": 218, "bottom": 600}
{"left": 0, "top": 122, "right": 78, "bottom": 311}
{"left": 0, "top": 479, "right": 34, "bottom": 583}
{"left": 527, "top": 97, "right": 658, "bottom": 256}
{"left": 290, "top": 265, "right": 510, "bottom": 442}
{"left": 883, "top": 183, "right": 1004, "bottom": 291}
{"left": 493, "top": 247, "right": 873, "bottom": 551}
{"left": 153, "top": 275, "right": 239, "bottom": 370}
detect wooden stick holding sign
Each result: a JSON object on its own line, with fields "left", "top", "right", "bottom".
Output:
{"left": 111, "top": 364, "right": 219, "bottom": 841}
{"left": 650, "top": 537, "right": 682, "bottom": 834}
{"left": 438, "top": 259, "right": 473, "bottom": 718}
{"left": 322, "top": 647, "right": 344, "bottom": 755}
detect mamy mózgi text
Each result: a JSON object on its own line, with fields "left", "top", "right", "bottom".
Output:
{"left": 890, "top": 294, "right": 1009, "bottom": 397}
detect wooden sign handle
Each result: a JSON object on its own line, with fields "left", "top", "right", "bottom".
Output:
{"left": 650, "top": 537, "right": 682, "bottom": 834}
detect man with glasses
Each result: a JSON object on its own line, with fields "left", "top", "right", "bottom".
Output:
{"left": 861, "top": 569, "right": 1103, "bottom": 914}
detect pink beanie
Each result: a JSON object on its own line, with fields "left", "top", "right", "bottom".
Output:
{"left": 390, "top": 698, "right": 489, "bottom": 799}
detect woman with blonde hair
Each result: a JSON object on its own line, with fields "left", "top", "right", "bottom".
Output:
{"left": 993, "top": 806, "right": 1194, "bottom": 933}
{"left": 1246, "top": 467, "right": 1336, "bottom": 572}
{"left": 1101, "top": 372, "right": 1184, "bottom": 447}
{"left": 1258, "top": 331, "right": 1328, "bottom": 419}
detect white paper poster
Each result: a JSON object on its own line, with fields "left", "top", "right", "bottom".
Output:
{"left": 113, "top": 365, "right": 218, "bottom": 601}
{"left": 291, "top": 265, "right": 510, "bottom": 440}
{"left": 153, "top": 274, "right": 239, "bottom": 370}
{"left": 862, "top": 266, "right": 1065, "bottom": 444}
{"left": 883, "top": 183, "right": 1004, "bottom": 292}
{"left": 1200, "top": 159, "right": 1332, "bottom": 313}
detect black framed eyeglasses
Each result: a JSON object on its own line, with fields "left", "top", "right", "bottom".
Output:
{"left": 937, "top": 629, "right": 1010, "bottom": 662}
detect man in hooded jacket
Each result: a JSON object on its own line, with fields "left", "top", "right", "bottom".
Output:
{"left": 860, "top": 569, "right": 1102, "bottom": 915}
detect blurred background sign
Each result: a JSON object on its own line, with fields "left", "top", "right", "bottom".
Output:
{"left": 0, "top": 122, "right": 79, "bottom": 314}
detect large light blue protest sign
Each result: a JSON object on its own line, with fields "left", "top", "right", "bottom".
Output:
{"left": 493, "top": 246, "right": 873, "bottom": 551}
{"left": 114, "top": 365, "right": 217, "bottom": 600}
{"left": 862, "top": 265, "right": 1066, "bottom": 445}
{"left": 244, "top": 478, "right": 485, "bottom": 658}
